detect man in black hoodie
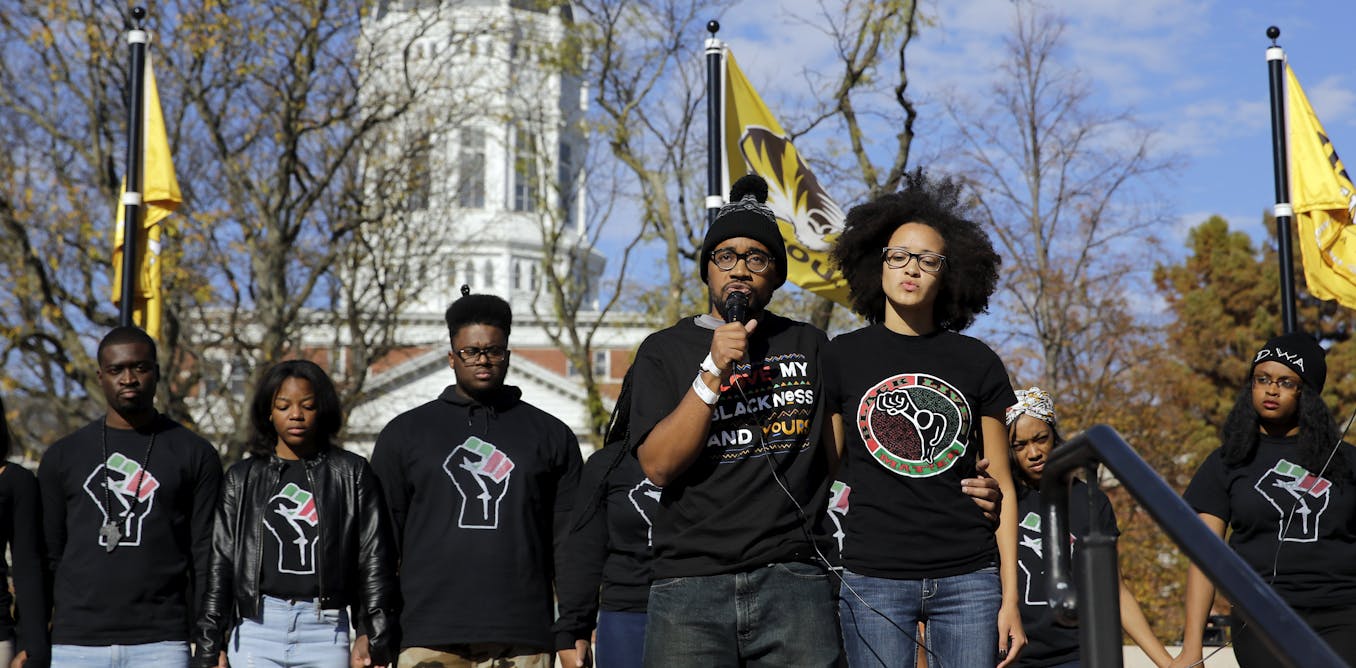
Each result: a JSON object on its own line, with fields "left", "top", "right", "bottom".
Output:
{"left": 370, "top": 289, "right": 582, "bottom": 668}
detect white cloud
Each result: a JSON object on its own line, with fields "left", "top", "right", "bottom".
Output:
{"left": 1153, "top": 97, "right": 1269, "bottom": 157}
{"left": 1306, "top": 75, "right": 1356, "bottom": 129}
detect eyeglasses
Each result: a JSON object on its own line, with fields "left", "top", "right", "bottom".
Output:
{"left": 1253, "top": 375, "right": 1300, "bottom": 391}
{"left": 711, "top": 248, "right": 774, "bottom": 274}
{"left": 454, "top": 346, "right": 508, "bottom": 363}
{"left": 882, "top": 247, "right": 946, "bottom": 273}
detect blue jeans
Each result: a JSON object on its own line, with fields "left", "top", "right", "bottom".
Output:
{"left": 838, "top": 566, "right": 1001, "bottom": 668}
{"left": 228, "top": 596, "right": 350, "bottom": 667}
{"left": 643, "top": 561, "right": 839, "bottom": 667}
{"left": 597, "top": 610, "right": 646, "bottom": 668}
{"left": 51, "top": 641, "right": 189, "bottom": 667}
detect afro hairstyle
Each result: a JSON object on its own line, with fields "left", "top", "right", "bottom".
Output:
{"left": 445, "top": 284, "right": 513, "bottom": 343}
{"left": 830, "top": 169, "right": 1000, "bottom": 331}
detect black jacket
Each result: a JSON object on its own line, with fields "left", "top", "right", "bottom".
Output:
{"left": 192, "top": 449, "right": 398, "bottom": 666}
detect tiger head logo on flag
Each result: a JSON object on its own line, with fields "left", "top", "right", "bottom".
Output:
{"left": 739, "top": 126, "right": 844, "bottom": 253}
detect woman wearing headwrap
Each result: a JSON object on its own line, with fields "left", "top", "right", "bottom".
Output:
{"left": 1006, "top": 388, "right": 1170, "bottom": 668}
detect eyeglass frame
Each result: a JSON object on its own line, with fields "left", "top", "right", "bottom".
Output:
{"left": 453, "top": 345, "right": 509, "bottom": 363}
{"left": 710, "top": 247, "right": 775, "bottom": 274}
{"left": 1252, "top": 374, "right": 1301, "bottom": 392}
{"left": 881, "top": 246, "right": 947, "bottom": 273}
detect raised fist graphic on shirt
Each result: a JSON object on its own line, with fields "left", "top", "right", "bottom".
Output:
{"left": 877, "top": 389, "right": 949, "bottom": 461}
{"left": 82, "top": 453, "right": 161, "bottom": 548}
{"left": 444, "top": 437, "right": 515, "bottom": 529}
{"left": 263, "top": 482, "right": 320, "bottom": 574}
{"left": 1254, "top": 458, "right": 1332, "bottom": 543}
{"left": 628, "top": 479, "right": 662, "bottom": 546}
{"left": 1016, "top": 512, "right": 1046, "bottom": 606}
{"left": 825, "top": 481, "right": 851, "bottom": 553}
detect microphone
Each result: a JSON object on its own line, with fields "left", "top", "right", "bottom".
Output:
{"left": 725, "top": 291, "right": 749, "bottom": 325}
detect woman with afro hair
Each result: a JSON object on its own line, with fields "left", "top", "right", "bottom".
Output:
{"left": 823, "top": 169, "right": 1025, "bottom": 667}
{"left": 1173, "top": 333, "right": 1356, "bottom": 667}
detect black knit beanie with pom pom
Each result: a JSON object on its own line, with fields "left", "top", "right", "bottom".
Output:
{"left": 699, "top": 174, "right": 787, "bottom": 287}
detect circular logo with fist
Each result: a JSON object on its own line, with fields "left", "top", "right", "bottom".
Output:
{"left": 856, "top": 374, "right": 971, "bottom": 477}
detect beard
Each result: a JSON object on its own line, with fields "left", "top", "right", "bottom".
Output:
{"left": 712, "top": 288, "right": 765, "bottom": 323}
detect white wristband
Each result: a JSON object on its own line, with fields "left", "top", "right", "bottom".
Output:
{"left": 700, "top": 353, "right": 722, "bottom": 378}
{"left": 691, "top": 373, "right": 720, "bottom": 405}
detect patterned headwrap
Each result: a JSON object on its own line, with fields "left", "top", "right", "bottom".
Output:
{"left": 1005, "top": 386, "right": 1056, "bottom": 427}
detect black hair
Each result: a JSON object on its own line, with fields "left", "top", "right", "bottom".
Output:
{"left": 0, "top": 395, "right": 11, "bottom": 462}
{"left": 570, "top": 367, "right": 636, "bottom": 533}
{"left": 1220, "top": 382, "right": 1349, "bottom": 480}
{"left": 830, "top": 169, "right": 1001, "bottom": 331}
{"left": 445, "top": 285, "right": 513, "bottom": 343}
{"left": 1009, "top": 415, "right": 1064, "bottom": 489}
{"left": 97, "top": 326, "right": 157, "bottom": 364}
{"left": 248, "top": 360, "right": 343, "bottom": 457}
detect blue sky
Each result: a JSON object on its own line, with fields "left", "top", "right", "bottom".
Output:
{"left": 717, "top": 0, "right": 1356, "bottom": 255}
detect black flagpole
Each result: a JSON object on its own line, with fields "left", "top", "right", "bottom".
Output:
{"left": 1266, "top": 25, "right": 1298, "bottom": 334}
{"left": 705, "top": 20, "right": 722, "bottom": 225}
{"left": 119, "top": 7, "right": 149, "bottom": 328}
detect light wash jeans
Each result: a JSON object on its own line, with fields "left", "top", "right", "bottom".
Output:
{"left": 838, "top": 566, "right": 1002, "bottom": 668}
{"left": 228, "top": 596, "right": 350, "bottom": 668}
{"left": 643, "top": 561, "right": 840, "bottom": 667}
{"left": 51, "top": 640, "right": 189, "bottom": 667}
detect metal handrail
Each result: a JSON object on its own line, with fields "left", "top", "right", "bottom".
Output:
{"left": 1040, "top": 424, "right": 1344, "bottom": 668}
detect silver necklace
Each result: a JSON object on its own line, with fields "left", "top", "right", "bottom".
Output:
{"left": 98, "top": 419, "right": 156, "bottom": 553}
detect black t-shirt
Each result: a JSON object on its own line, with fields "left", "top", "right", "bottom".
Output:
{"left": 553, "top": 442, "right": 659, "bottom": 649}
{"left": 628, "top": 312, "right": 832, "bottom": 578}
{"left": 1184, "top": 436, "right": 1356, "bottom": 609}
{"left": 1014, "top": 479, "right": 1118, "bottom": 667}
{"left": 39, "top": 415, "right": 222, "bottom": 646}
{"left": 259, "top": 460, "right": 321, "bottom": 600}
{"left": 823, "top": 325, "right": 1015, "bottom": 579}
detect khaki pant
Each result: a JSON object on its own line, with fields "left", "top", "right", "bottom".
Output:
{"left": 398, "top": 644, "right": 552, "bottom": 668}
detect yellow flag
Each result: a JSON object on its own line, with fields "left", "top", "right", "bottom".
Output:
{"left": 112, "top": 53, "right": 181, "bottom": 340}
{"left": 722, "top": 50, "right": 850, "bottom": 307}
{"left": 1287, "top": 64, "right": 1356, "bottom": 309}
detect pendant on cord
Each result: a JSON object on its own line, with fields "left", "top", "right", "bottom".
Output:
{"left": 100, "top": 522, "right": 123, "bottom": 553}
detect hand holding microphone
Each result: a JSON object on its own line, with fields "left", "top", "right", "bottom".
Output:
{"left": 709, "top": 292, "right": 758, "bottom": 378}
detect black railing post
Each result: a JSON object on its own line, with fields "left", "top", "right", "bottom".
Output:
{"left": 1075, "top": 463, "right": 1123, "bottom": 667}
